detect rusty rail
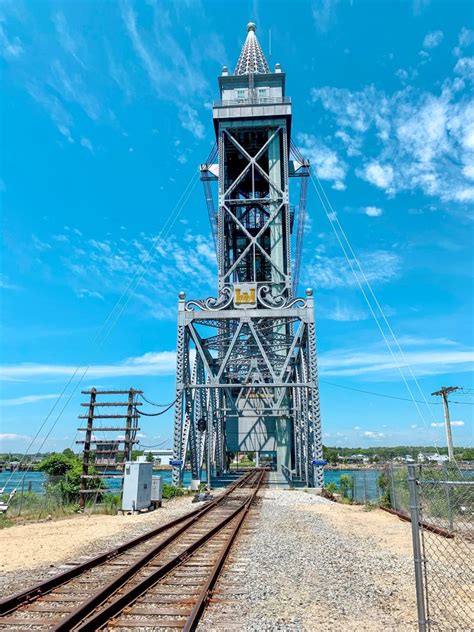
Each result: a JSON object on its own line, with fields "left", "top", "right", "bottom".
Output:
{"left": 0, "top": 470, "right": 257, "bottom": 620}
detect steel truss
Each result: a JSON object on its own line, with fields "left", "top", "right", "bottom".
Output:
{"left": 173, "top": 31, "right": 323, "bottom": 487}
{"left": 172, "top": 293, "right": 324, "bottom": 488}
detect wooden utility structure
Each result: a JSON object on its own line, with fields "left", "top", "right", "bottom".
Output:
{"left": 76, "top": 388, "right": 142, "bottom": 508}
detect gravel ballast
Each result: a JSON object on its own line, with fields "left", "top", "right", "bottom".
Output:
{"left": 200, "top": 489, "right": 417, "bottom": 631}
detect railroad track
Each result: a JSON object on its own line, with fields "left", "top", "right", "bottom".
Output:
{"left": 0, "top": 469, "right": 265, "bottom": 630}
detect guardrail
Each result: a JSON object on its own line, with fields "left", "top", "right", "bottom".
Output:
{"left": 213, "top": 96, "right": 291, "bottom": 107}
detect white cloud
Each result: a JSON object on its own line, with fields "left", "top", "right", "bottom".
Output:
{"left": 0, "top": 274, "right": 19, "bottom": 290}
{"left": 360, "top": 163, "right": 394, "bottom": 191}
{"left": 0, "top": 434, "right": 31, "bottom": 441}
{"left": 80, "top": 138, "right": 94, "bottom": 153}
{"left": 364, "top": 206, "right": 383, "bottom": 217}
{"left": 26, "top": 83, "right": 75, "bottom": 142}
{"left": 305, "top": 250, "right": 401, "bottom": 289}
{"left": 50, "top": 60, "right": 101, "bottom": 122}
{"left": 298, "top": 133, "right": 347, "bottom": 190}
{"left": 1, "top": 350, "right": 177, "bottom": 382}
{"left": 319, "top": 341, "right": 474, "bottom": 379}
{"left": 76, "top": 288, "right": 104, "bottom": 300}
{"left": 454, "top": 57, "right": 474, "bottom": 79}
{"left": 423, "top": 30, "right": 444, "bottom": 49}
{"left": 453, "top": 28, "right": 474, "bottom": 57}
{"left": 0, "top": 23, "right": 24, "bottom": 59}
{"left": 53, "top": 11, "right": 86, "bottom": 68}
{"left": 178, "top": 104, "right": 204, "bottom": 140}
{"left": 311, "top": 0, "right": 341, "bottom": 32}
{"left": 0, "top": 394, "right": 60, "bottom": 407}
{"left": 120, "top": 0, "right": 207, "bottom": 139}
{"left": 311, "top": 78, "right": 474, "bottom": 205}
{"left": 413, "top": 0, "right": 431, "bottom": 16}
{"left": 431, "top": 420, "right": 465, "bottom": 427}
{"left": 363, "top": 431, "right": 384, "bottom": 439}
{"left": 318, "top": 302, "right": 368, "bottom": 322}
{"left": 411, "top": 424, "right": 418, "bottom": 429}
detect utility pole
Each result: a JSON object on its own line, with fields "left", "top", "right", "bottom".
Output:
{"left": 431, "top": 386, "right": 460, "bottom": 462}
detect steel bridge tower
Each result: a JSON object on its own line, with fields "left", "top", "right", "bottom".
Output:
{"left": 172, "top": 22, "right": 323, "bottom": 488}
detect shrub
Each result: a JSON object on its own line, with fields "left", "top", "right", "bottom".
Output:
{"left": 339, "top": 474, "right": 353, "bottom": 499}
{"left": 162, "top": 483, "right": 185, "bottom": 499}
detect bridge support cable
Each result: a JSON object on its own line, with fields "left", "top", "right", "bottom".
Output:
{"left": 2, "top": 171, "right": 199, "bottom": 493}
{"left": 309, "top": 171, "right": 442, "bottom": 453}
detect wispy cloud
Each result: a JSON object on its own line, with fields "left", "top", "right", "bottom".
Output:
{"left": 298, "top": 133, "right": 347, "bottom": 190}
{"left": 311, "top": 0, "right": 341, "bottom": 33}
{"left": 50, "top": 60, "right": 101, "bottom": 121}
{"left": 363, "top": 431, "right": 384, "bottom": 440}
{"left": 305, "top": 250, "right": 401, "bottom": 289}
{"left": 120, "top": 0, "right": 208, "bottom": 139}
{"left": 318, "top": 301, "right": 369, "bottom": 322}
{"left": 53, "top": 11, "right": 86, "bottom": 68}
{"left": 1, "top": 351, "right": 176, "bottom": 382}
{"left": 0, "top": 22, "right": 24, "bottom": 59}
{"left": 319, "top": 340, "right": 474, "bottom": 379}
{"left": 311, "top": 61, "right": 474, "bottom": 206}
{"left": 21, "top": 226, "right": 217, "bottom": 324}
{"left": 0, "top": 394, "right": 60, "bottom": 406}
{"left": 26, "top": 83, "right": 75, "bottom": 143}
{"left": 0, "top": 274, "right": 20, "bottom": 290}
{"left": 0, "top": 433, "right": 31, "bottom": 441}
{"left": 431, "top": 420, "right": 464, "bottom": 427}
{"left": 364, "top": 206, "right": 383, "bottom": 217}
{"left": 423, "top": 30, "right": 444, "bottom": 49}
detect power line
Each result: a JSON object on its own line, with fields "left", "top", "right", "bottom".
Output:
{"left": 139, "top": 393, "right": 175, "bottom": 407}
{"left": 320, "top": 379, "right": 474, "bottom": 405}
{"left": 310, "top": 171, "right": 441, "bottom": 453}
{"left": 135, "top": 399, "right": 176, "bottom": 416}
{"left": 2, "top": 171, "right": 199, "bottom": 492}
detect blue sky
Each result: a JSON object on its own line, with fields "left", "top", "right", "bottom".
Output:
{"left": 0, "top": 0, "right": 473, "bottom": 454}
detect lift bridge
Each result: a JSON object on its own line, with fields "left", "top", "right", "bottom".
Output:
{"left": 172, "top": 22, "right": 323, "bottom": 489}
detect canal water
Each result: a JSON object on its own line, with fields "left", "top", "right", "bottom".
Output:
{"left": 0, "top": 469, "right": 384, "bottom": 501}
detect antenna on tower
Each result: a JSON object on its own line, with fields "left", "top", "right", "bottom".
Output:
{"left": 269, "top": 28, "right": 272, "bottom": 61}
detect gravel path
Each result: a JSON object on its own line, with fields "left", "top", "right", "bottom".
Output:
{"left": 201, "top": 489, "right": 417, "bottom": 631}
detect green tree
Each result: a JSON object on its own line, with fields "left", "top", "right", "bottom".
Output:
{"left": 39, "top": 452, "right": 105, "bottom": 504}
{"left": 38, "top": 452, "right": 77, "bottom": 476}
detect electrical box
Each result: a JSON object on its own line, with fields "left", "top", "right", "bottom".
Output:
{"left": 121, "top": 460, "right": 152, "bottom": 512}
{"left": 151, "top": 476, "right": 163, "bottom": 507}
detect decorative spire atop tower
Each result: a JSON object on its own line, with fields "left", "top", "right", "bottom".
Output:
{"left": 234, "top": 22, "right": 270, "bottom": 75}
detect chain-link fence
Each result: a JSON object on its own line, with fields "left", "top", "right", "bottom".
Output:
{"left": 1, "top": 475, "right": 120, "bottom": 520}
{"left": 349, "top": 469, "right": 384, "bottom": 503}
{"left": 407, "top": 463, "right": 473, "bottom": 631}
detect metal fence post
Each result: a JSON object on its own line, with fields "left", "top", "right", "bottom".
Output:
{"left": 407, "top": 464, "right": 427, "bottom": 631}
{"left": 390, "top": 464, "right": 397, "bottom": 511}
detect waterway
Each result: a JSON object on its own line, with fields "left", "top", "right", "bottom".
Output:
{"left": 0, "top": 468, "right": 384, "bottom": 501}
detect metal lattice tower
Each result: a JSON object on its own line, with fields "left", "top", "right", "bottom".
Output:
{"left": 172, "top": 22, "right": 323, "bottom": 488}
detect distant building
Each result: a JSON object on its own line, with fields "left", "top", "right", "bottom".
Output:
{"left": 417, "top": 452, "right": 449, "bottom": 464}
{"left": 426, "top": 453, "right": 449, "bottom": 464}
{"left": 339, "top": 454, "right": 369, "bottom": 464}
{"left": 146, "top": 449, "right": 173, "bottom": 465}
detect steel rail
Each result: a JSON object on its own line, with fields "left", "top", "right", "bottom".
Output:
{"left": 62, "top": 470, "right": 264, "bottom": 631}
{"left": 0, "top": 471, "right": 256, "bottom": 619}
{"left": 183, "top": 469, "right": 265, "bottom": 631}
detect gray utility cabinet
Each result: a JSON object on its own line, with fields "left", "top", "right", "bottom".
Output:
{"left": 151, "top": 476, "right": 163, "bottom": 504}
{"left": 121, "top": 460, "right": 152, "bottom": 511}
